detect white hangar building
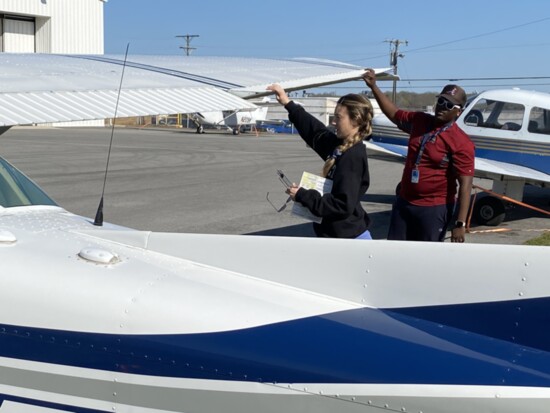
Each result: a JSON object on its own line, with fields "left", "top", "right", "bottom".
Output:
{"left": 0, "top": 0, "right": 105, "bottom": 54}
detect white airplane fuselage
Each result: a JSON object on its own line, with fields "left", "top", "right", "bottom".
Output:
{"left": 1, "top": 197, "right": 550, "bottom": 412}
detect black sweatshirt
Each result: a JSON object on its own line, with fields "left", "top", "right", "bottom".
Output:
{"left": 285, "top": 101, "right": 371, "bottom": 238}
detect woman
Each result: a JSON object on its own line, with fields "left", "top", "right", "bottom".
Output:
{"left": 267, "top": 84, "right": 373, "bottom": 239}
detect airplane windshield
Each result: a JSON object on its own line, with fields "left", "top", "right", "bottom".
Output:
{"left": 0, "top": 156, "right": 57, "bottom": 208}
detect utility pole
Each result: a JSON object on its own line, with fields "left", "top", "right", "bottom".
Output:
{"left": 384, "top": 39, "right": 408, "bottom": 103}
{"left": 176, "top": 34, "right": 199, "bottom": 56}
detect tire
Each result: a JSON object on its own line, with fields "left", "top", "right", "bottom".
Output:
{"left": 232, "top": 128, "right": 240, "bottom": 135}
{"left": 473, "top": 196, "right": 506, "bottom": 226}
{"left": 196, "top": 125, "right": 204, "bottom": 134}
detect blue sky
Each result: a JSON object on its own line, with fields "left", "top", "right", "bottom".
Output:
{"left": 104, "top": 0, "right": 550, "bottom": 94}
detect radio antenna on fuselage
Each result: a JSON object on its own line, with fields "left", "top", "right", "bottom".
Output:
{"left": 93, "top": 43, "right": 130, "bottom": 226}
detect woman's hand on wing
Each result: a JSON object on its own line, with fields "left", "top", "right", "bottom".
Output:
{"left": 266, "top": 84, "right": 290, "bottom": 106}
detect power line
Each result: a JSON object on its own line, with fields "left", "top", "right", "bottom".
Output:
{"left": 406, "top": 42, "right": 550, "bottom": 54}
{"left": 347, "top": 16, "right": 550, "bottom": 65}
{"left": 407, "top": 16, "right": 550, "bottom": 53}
{"left": 313, "top": 81, "right": 550, "bottom": 91}
{"left": 401, "top": 76, "right": 550, "bottom": 82}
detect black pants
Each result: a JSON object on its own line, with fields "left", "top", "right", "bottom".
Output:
{"left": 387, "top": 196, "right": 454, "bottom": 241}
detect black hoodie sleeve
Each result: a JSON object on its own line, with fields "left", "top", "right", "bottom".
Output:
{"left": 285, "top": 101, "right": 339, "bottom": 160}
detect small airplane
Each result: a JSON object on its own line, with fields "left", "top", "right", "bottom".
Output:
{"left": 366, "top": 88, "right": 550, "bottom": 225}
{"left": 0, "top": 53, "right": 549, "bottom": 413}
{"left": 190, "top": 104, "right": 269, "bottom": 135}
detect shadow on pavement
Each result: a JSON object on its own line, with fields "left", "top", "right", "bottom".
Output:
{"left": 247, "top": 211, "right": 392, "bottom": 240}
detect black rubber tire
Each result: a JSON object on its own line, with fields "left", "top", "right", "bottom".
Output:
{"left": 473, "top": 196, "right": 506, "bottom": 226}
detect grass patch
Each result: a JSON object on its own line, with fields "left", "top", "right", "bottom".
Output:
{"left": 524, "top": 231, "right": 550, "bottom": 246}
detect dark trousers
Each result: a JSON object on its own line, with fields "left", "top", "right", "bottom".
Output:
{"left": 387, "top": 196, "right": 454, "bottom": 242}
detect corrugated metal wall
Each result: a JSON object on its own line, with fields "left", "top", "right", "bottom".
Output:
{"left": 0, "top": 0, "right": 104, "bottom": 53}
{"left": 0, "top": 0, "right": 106, "bottom": 126}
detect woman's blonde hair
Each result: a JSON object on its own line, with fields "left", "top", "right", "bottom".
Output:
{"left": 322, "top": 94, "right": 373, "bottom": 177}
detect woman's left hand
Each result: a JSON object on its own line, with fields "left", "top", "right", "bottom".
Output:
{"left": 267, "top": 84, "right": 290, "bottom": 106}
{"left": 285, "top": 184, "right": 299, "bottom": 200}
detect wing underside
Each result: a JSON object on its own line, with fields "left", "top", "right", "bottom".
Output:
{"left": 474, "top": 157, "right": 550, "bottom": 185}
{"left": 0, "top": 53, "right": 395, "bottom": 126}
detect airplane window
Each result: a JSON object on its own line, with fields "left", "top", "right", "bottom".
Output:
{"left": 464, "top": 99, "right": 492, "bottom": 127}
{"left": 467, "top": 99, "right": 524, "bottom": 130}
{"left": 0, "top": 157, "right": 57, "bottom": 208}
{"left": 528, "top": 107, "right": 550, "bottom": 135}
{"left": 495, "top": 102, "right": 524, "bottom": 131}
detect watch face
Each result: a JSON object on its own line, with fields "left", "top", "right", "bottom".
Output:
{"left": 455, "top": 221, "right": 465, "bottom": 228}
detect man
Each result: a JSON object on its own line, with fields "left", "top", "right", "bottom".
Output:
{"left": 363, "top": 69, "right": 474, "bottom": 242}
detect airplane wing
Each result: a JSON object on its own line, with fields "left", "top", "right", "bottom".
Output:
{"left": 366, "top": 138, "right": 550, "bottom": 185}
{"left": 0, "top": 53, "right": 395, "bottom": 127}
{"left": 364, "top": 114, "right": 408, "bottom": 160}
{"left": 475, "top": 157, "right": 550, "bottom": 184}
{"left": 365, "top": 140, "right": 408, "bottom": 159}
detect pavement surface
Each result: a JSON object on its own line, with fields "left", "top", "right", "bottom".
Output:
{"left": 1, "top": 126, "right": 548, "bottom": 244}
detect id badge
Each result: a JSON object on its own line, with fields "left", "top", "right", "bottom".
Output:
{"left": 411, "top": 169, "right": 420, "bottom": 184}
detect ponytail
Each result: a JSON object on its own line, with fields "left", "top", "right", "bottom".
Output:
{"left": 322, "top": 94, "right": 373, "bottom": 177}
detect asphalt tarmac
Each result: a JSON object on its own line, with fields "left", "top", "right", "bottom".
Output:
{"left": 1, "top": 126, "right": 548, "bottom": 244}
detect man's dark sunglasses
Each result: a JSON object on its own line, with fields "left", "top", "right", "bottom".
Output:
{"left": 436, "top": 97, "right": 461, "bottom": 110}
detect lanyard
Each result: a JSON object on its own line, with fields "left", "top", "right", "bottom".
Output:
{"left": 410, "top": 122, "right": 452, "bottom": 184}
{"left": 414, "top": 122, "right": 452, "bottom": 168}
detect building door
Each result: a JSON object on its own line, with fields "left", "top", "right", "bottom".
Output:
{"left": 2, "top": 15, "right": 35, "bottom": 52}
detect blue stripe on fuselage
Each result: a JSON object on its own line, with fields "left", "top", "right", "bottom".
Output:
{"left": 1, "top": 303, "right": 550, "bottom": 386}
{"left": 475, "top": 148, "right": 550, "bottom": 174}
{"left": 389, "top": 296, "right": 550, "bottom": 352}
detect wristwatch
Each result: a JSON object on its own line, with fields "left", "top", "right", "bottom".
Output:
{"left": 454, "top": 220, "right": 465, "bottom": 229}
